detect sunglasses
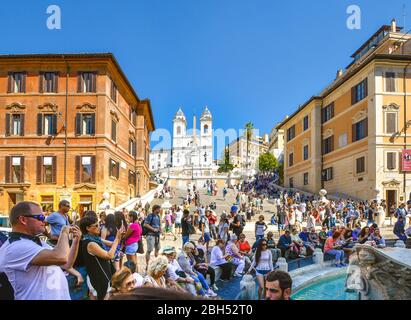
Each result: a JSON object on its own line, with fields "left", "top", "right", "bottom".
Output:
{"left": 22, "top": 214, "right": 46, "bottom": 222}
{"left": 261, "top": 243, "right": 268, "bottom": 246}
{"left": 89, "top": 223, "right": 100, "bottom": 228}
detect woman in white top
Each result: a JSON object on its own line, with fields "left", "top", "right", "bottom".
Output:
{"left": 251, "top": 239, "right": 273, "bottom": 300}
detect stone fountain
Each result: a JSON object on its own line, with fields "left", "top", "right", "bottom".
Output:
{"left": 346, "top": 244, "right": 411, "bottom": 300}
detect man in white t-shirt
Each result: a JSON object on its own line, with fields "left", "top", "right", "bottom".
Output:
{"left": 0, "top": 201, "right": 81, "bottom": 300}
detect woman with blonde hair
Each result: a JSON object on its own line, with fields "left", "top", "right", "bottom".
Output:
{"left": 110, "top": 267, "right": 136, "bottom": 296}
{"left": 143, "top": 256, "right": 168, "bottom": 288}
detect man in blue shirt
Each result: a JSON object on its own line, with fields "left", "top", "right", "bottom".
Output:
{"left": 144, "top": 204, "right": 162, "bottom": 269}
{"left": 45, "top": 200, "right": 71, "bottom": 243}
{"left": 278, "top": 230, "right": 292, "bottom": 259}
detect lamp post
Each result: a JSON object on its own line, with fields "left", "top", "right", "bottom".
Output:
{"left": 136, "top": 171, "right": 141, "bottom": 198}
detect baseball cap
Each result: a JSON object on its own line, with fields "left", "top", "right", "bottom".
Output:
{"left": 162, "top": 246, "right": 176, "bottom": 255}
{"left": 231, "top": 205, "right": 238, "bottom": 213}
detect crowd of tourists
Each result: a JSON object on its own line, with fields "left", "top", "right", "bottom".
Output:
{"left": 1, "top": 173, "right": 410, "bottom": 301}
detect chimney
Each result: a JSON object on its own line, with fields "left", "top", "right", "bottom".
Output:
{"left": 391, "top": 19, "right": 397, "bottom": 32}
{"left": 336, "top": 69, "right": 343, "bottom": 79}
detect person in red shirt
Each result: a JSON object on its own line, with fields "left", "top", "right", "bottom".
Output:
{"left": 207, "top": 210, "right": 218, "bottom": 240}
{"left": 237, "top": 233, "right": 252, "bottom": 272}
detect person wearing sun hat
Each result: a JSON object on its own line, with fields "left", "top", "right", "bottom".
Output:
{"left": 161, "top": 245, "right": 198, "bottom": 296}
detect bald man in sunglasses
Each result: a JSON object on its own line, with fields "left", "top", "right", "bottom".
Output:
{"left": 0, "top": 201, "right": 81, "bottom": 300}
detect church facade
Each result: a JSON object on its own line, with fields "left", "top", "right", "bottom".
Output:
{"left": 149, "top": 107, "right": 214, "bottom": 172}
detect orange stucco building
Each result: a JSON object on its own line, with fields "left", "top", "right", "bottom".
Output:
{"left": 0, "top": 53, "right": 154, "bottom": 215}
{"left": 278, "top": 20, "right": 411, "bottom": 205}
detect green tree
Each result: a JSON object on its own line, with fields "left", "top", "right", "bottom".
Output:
{"left": 258, "top": 152, "right": 278, "bottom": 173}
{"left": 277, "top": 162, "right": 284, "bottom": 185}
{"left": 218, "top": 146, "right": 234, "bottom": 173}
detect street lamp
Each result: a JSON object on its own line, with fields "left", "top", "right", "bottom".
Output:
{"left": 136, "top": 171, "right": 141, "bottom": 198}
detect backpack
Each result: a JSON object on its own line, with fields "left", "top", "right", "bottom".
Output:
{"left": 141, "top": 214, "right": 155, "bottom": 236}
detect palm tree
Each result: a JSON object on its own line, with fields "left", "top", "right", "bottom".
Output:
{"left": 244, "top": 122, "right": 254, "bottom": 177}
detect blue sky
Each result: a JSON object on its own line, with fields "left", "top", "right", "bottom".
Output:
{"left": 0, "top": 0, "right": 408, "bottom": 156}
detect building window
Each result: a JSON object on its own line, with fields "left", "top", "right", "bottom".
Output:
{"left": 303, "top": 115, "right": 309, "bottom": 131}
{"left": 338, "top": 133, "right": 347, "bottom": 148}
{"left": 287, "top": 125, "right": 296, "bottom": 141}
{"left": 111, "top": 119, "right": 117, "bottom": 142}
{"left": 352, "top": 78, "right": 368, "bottom": 105}
{"left": 177, "top": 126, "right": 181, "bottom": 135}
{"left": 289, "top": 177, "right": 294, "bottom": 188}
{"left": 385, "top": 72, "right": 396, "bottom": 92}
{"left": 387, "top": 152, "right": 397, "bottom": 170}
{"left": 128, "top": 170, "right": 136, "bottom": 185}
{"left": 5, "top": 113, "right": 25, "bottom": 136}
{"left": 322, "top": 167, "right": 333, "bottom": 182}
{"left": 109, "top": 159, "right": 120, "bottom": 179}
{"left": 7, "top": 72, "right": 26, "bottom": 93}
{"left": 204, "top": 124, "right": 209, "bottom": 134}
{"left": 303, "top": 172, "right": 309, "bottom": 185}
{"left": 40, "top": 72, "right": 58, "bottom": 93}
{"left": 37, "top": 113, "right": 57, "bottom": 136}
{"left": 322, "top": 136, "right": 334, "bottom": 155}
{"left": 356, "top": 157, "right": 365, "bottom": 174}
{"left": 129, "top": 138, "right": 136, "bottom": 157}
{"left": 352, "top": 118, "right": 368, "bottom": 142}
{"left": 40, "top": 195, "right": 54, "bottom": 213}
{"left": 110, "top": 79, "right": 117, "bottom": 102}
{"left": 6, "top": 156, "right": 24, "bottom": 183}
{"left": 75, "top": 156, "right": 95, "bottom": 184}
{"left": 303, "top": 145, "right": 309, "bottom": 160}
{"left": 77, "top": 72, "right": 97, "bottom": 93}
{"left": 36, "top": 156, "right": 56, "bottom": 184}
{"left": 75, "top": 113, "right": 95, "bottom": 135}
{"left": 288, "top": 153, "right": 294, "bottom": 167}
{"left": 321, "top": 103, "right": 334, "bottom": 123}
{"left": 129, "top": 107, "right": 137, "bottom": 126}
{"left": 385, "top": 112, "right": 397, "bottom": 134}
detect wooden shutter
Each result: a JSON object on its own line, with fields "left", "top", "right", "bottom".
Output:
{"left": 75, "top": 113, "right": 82, "bottom": 135}
{"left": 54, "top": 72, "right": 59, "bottom": 93}
{"left": 352, "top": 123, "right": 356, "bottom": 142}
{"left": 20, "top": 156, "right": 25, "bottom": 183}
{"left": 330, "top": 136, "right": 334, "bottom": 152}
{"left": 111, "top": 120, "right": 116, "bottom": 141}
{"left": 36, "top": 156, "right": 42, "bottom": 183}
{"left": 52, "top": 113, "right": 58, "bottom": 135}
{"left": 109, "top": 159, "right": 112, "bottom": 177}
{"left": 39, "top": 72, "right": 44, "bottom": 93}
{"left": 21, "top": 73, "right": 26, "bottom": 93}
{"left": 364, "top": 78, "right": 368, "bottom": 97}
{"left": 92, "top": 72, "right": 97, "bottom": 92}
{"left": 37, "top": 113, "right": 43, "bottom": 136}
{"left": 91, "top": 156, "right": 96, "bottom": 183}
{"left": 5, "top": 113, "right": 10, "bottom": 136}
{"left": 20, "top": 114, "right": 25, "bottom": 136}
{"left": 7, "top": 72, "right": 12, "bottom": 93}
{"left": 5, "top": 156, "right": 10, "bottom": 183}
{"left": 75, "top": 156, "right": 81, "bottom": 184}
{"left": 387, "top": 152, "right": 396, "bottom": 170}
{"left": 77, "top": 72, "right": 82, "bottom": 92}
{"left": 90, "top": 113, "right": 95, "bottom": 135}
{"left": 351, "top": 86, "right": 356, "bottom": 105}
{"left": 386, "top": 113, "right": 396, "bottom": 133}
{"left": 364, "top": 117, "right": 368, "bottom": 137}
{"left": 116, "top": 161, "right": 120, "bottom": 179}
{"left": 331, "top": 103, "right": 334, "bottom": 118}
{"left": 52, "top": 156, "right": 57, "bottom": 183}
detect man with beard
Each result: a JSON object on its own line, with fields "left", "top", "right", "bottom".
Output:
{"left": 265, "top": 270, "right": 292, "bottom": 300}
